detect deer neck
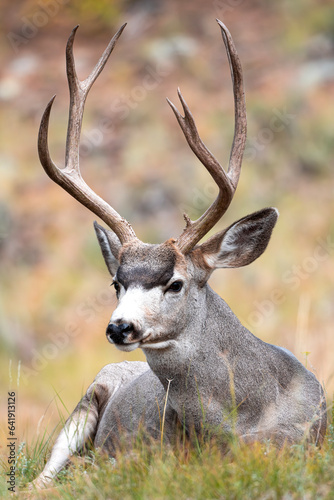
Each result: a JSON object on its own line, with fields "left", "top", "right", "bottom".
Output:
{"left": 143, "top": 284, "right": 245, "bottom": 428}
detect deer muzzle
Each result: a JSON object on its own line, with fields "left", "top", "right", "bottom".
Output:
{"left": 106, "top": 322, "right": 134, "bottom": 345}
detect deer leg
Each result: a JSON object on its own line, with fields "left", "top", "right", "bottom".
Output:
{"left": 30, "top": 361, "right": 148, "bottom": 489}
{"left": 30, "top": 399, "right": 97, "bottom": 489}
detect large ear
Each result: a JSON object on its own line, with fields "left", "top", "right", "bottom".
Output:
{"left": 198, "top": 208, "right": 278, "bottom": 269}
{"left": 94, "top": 221, "right": 122, "bottom": 275}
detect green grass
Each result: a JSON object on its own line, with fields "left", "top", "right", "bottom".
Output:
{"left": 1, "top": 407, "right": 334, "bottom": 500}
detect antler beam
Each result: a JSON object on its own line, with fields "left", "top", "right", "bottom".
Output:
{"left": 38, "top": 24, "right": 137, "bottom": 245}
{"left": 168, "top": 19, "right": 247, "bottom": 254}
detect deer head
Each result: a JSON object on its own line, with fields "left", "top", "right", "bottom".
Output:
{"left": 38, "top": 20, "right": 278, "bottom": 353}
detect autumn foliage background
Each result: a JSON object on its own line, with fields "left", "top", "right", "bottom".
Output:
{"left": 0, "top": 0, "right": 334, "bottom": 457}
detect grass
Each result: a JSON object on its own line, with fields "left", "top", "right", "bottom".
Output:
{"left": 1, "top": 404, "right": 334, "bottom": 499}
{"left": 1, "top": 2, "right": 334, "bottom": 498}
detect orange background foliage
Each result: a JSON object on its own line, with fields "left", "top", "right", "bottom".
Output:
{"left": 0, "top": 0, "right": 333, "bottom": 453}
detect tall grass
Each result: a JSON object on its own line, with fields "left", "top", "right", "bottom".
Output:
{"left": 1, "top": 401, "right": 333, "bottom": 499}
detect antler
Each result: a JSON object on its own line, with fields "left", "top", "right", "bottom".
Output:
{"left": 167, "top": 20, "right": 247, "bottom": 254}
{"left": 38, "top": 24, "right": 137, "bottom": 245}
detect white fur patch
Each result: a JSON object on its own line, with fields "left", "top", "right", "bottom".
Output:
{"left": 142, "top": 339, "right": 176, "bottom": 350}
{"left": 32, "top": 416, "right": 93, "bottom": 488}
{"left": 114, "top": 341, "right": 141, "bottom": 352}
{"left": 111, "top": 287, "right": 161, "bottom": 333}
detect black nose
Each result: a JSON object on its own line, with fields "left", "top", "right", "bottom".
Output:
{"left": 106, "top": 322, "right": 134, "bottom": 344}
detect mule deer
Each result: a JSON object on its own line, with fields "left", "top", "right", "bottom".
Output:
{"left": 32, "top": 20, "right": 326, "bottom": 489}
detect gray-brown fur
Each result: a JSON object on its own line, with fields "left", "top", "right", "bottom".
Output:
{"left": 32, "top": 21, "right": 327, "bottom": 490}
{"left": 66, "top": 210, "right": 327, "bottom": 455}
{"left": 117, "top": 241, "right": 177, "bottom": 290}
{"left": 98, "top": 208, "right": 325, "bottom": 449}
{"left": 32, "top": 208, "right": 327, "bottom": 490}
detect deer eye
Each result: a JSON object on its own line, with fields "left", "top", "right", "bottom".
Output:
{"left": 167, "top": 281, "right": 183, "bottom": 293}
{"left": 111, "top": 280, "right": 120, "bottom": 296}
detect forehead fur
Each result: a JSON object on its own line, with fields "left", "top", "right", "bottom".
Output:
{"left": 117, "top": 238, "right": 187, "bottom": 289}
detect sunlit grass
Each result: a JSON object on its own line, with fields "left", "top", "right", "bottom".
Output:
{"left": 1, "top": 2, "right": 334, "bottom": 498}
{"left": 1, "top": 406, "right": 333, "bottom": 499}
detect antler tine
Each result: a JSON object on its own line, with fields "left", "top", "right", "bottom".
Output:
{"left": 64, "top": 23, "right": 127, "bottom": 171}
{"left": 217, "top": 19, "right": 247, "bottom": 187}
{"left": 38, "top": 24, "right": 137, "bottom": 245}
{"left": 168, "top": 20, "right": 246, "bottom": 254}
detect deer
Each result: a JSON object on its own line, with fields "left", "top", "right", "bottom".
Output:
{"left": 31, "top": 20, "right": 327, "bottom": 489}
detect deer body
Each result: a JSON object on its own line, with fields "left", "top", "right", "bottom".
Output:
{"left": 94, "top": 239, "right": 325, "bottom": 450}
{"left": 31, "top": 21, "right": 326, "bottom": 490}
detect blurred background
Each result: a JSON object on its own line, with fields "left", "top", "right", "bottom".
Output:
{"left": 0, "top": 0, "right": 334, "bottom": 453}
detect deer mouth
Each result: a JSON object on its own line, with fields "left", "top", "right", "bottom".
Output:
{"left": 106, "top": 324, "right": 153, "bottom": 351}
{"left": 140, "top": 333, "right": 176, "bottom": 350}
{"left": 113, "top": 341, "right": 141, "bottom": 352}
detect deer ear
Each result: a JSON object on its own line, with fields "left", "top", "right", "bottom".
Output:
{"left": 94, "top": 221, "right": 121, "bottom": 275}
{"left": 199, "top": 208, "right": 278, "bottom": 269}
